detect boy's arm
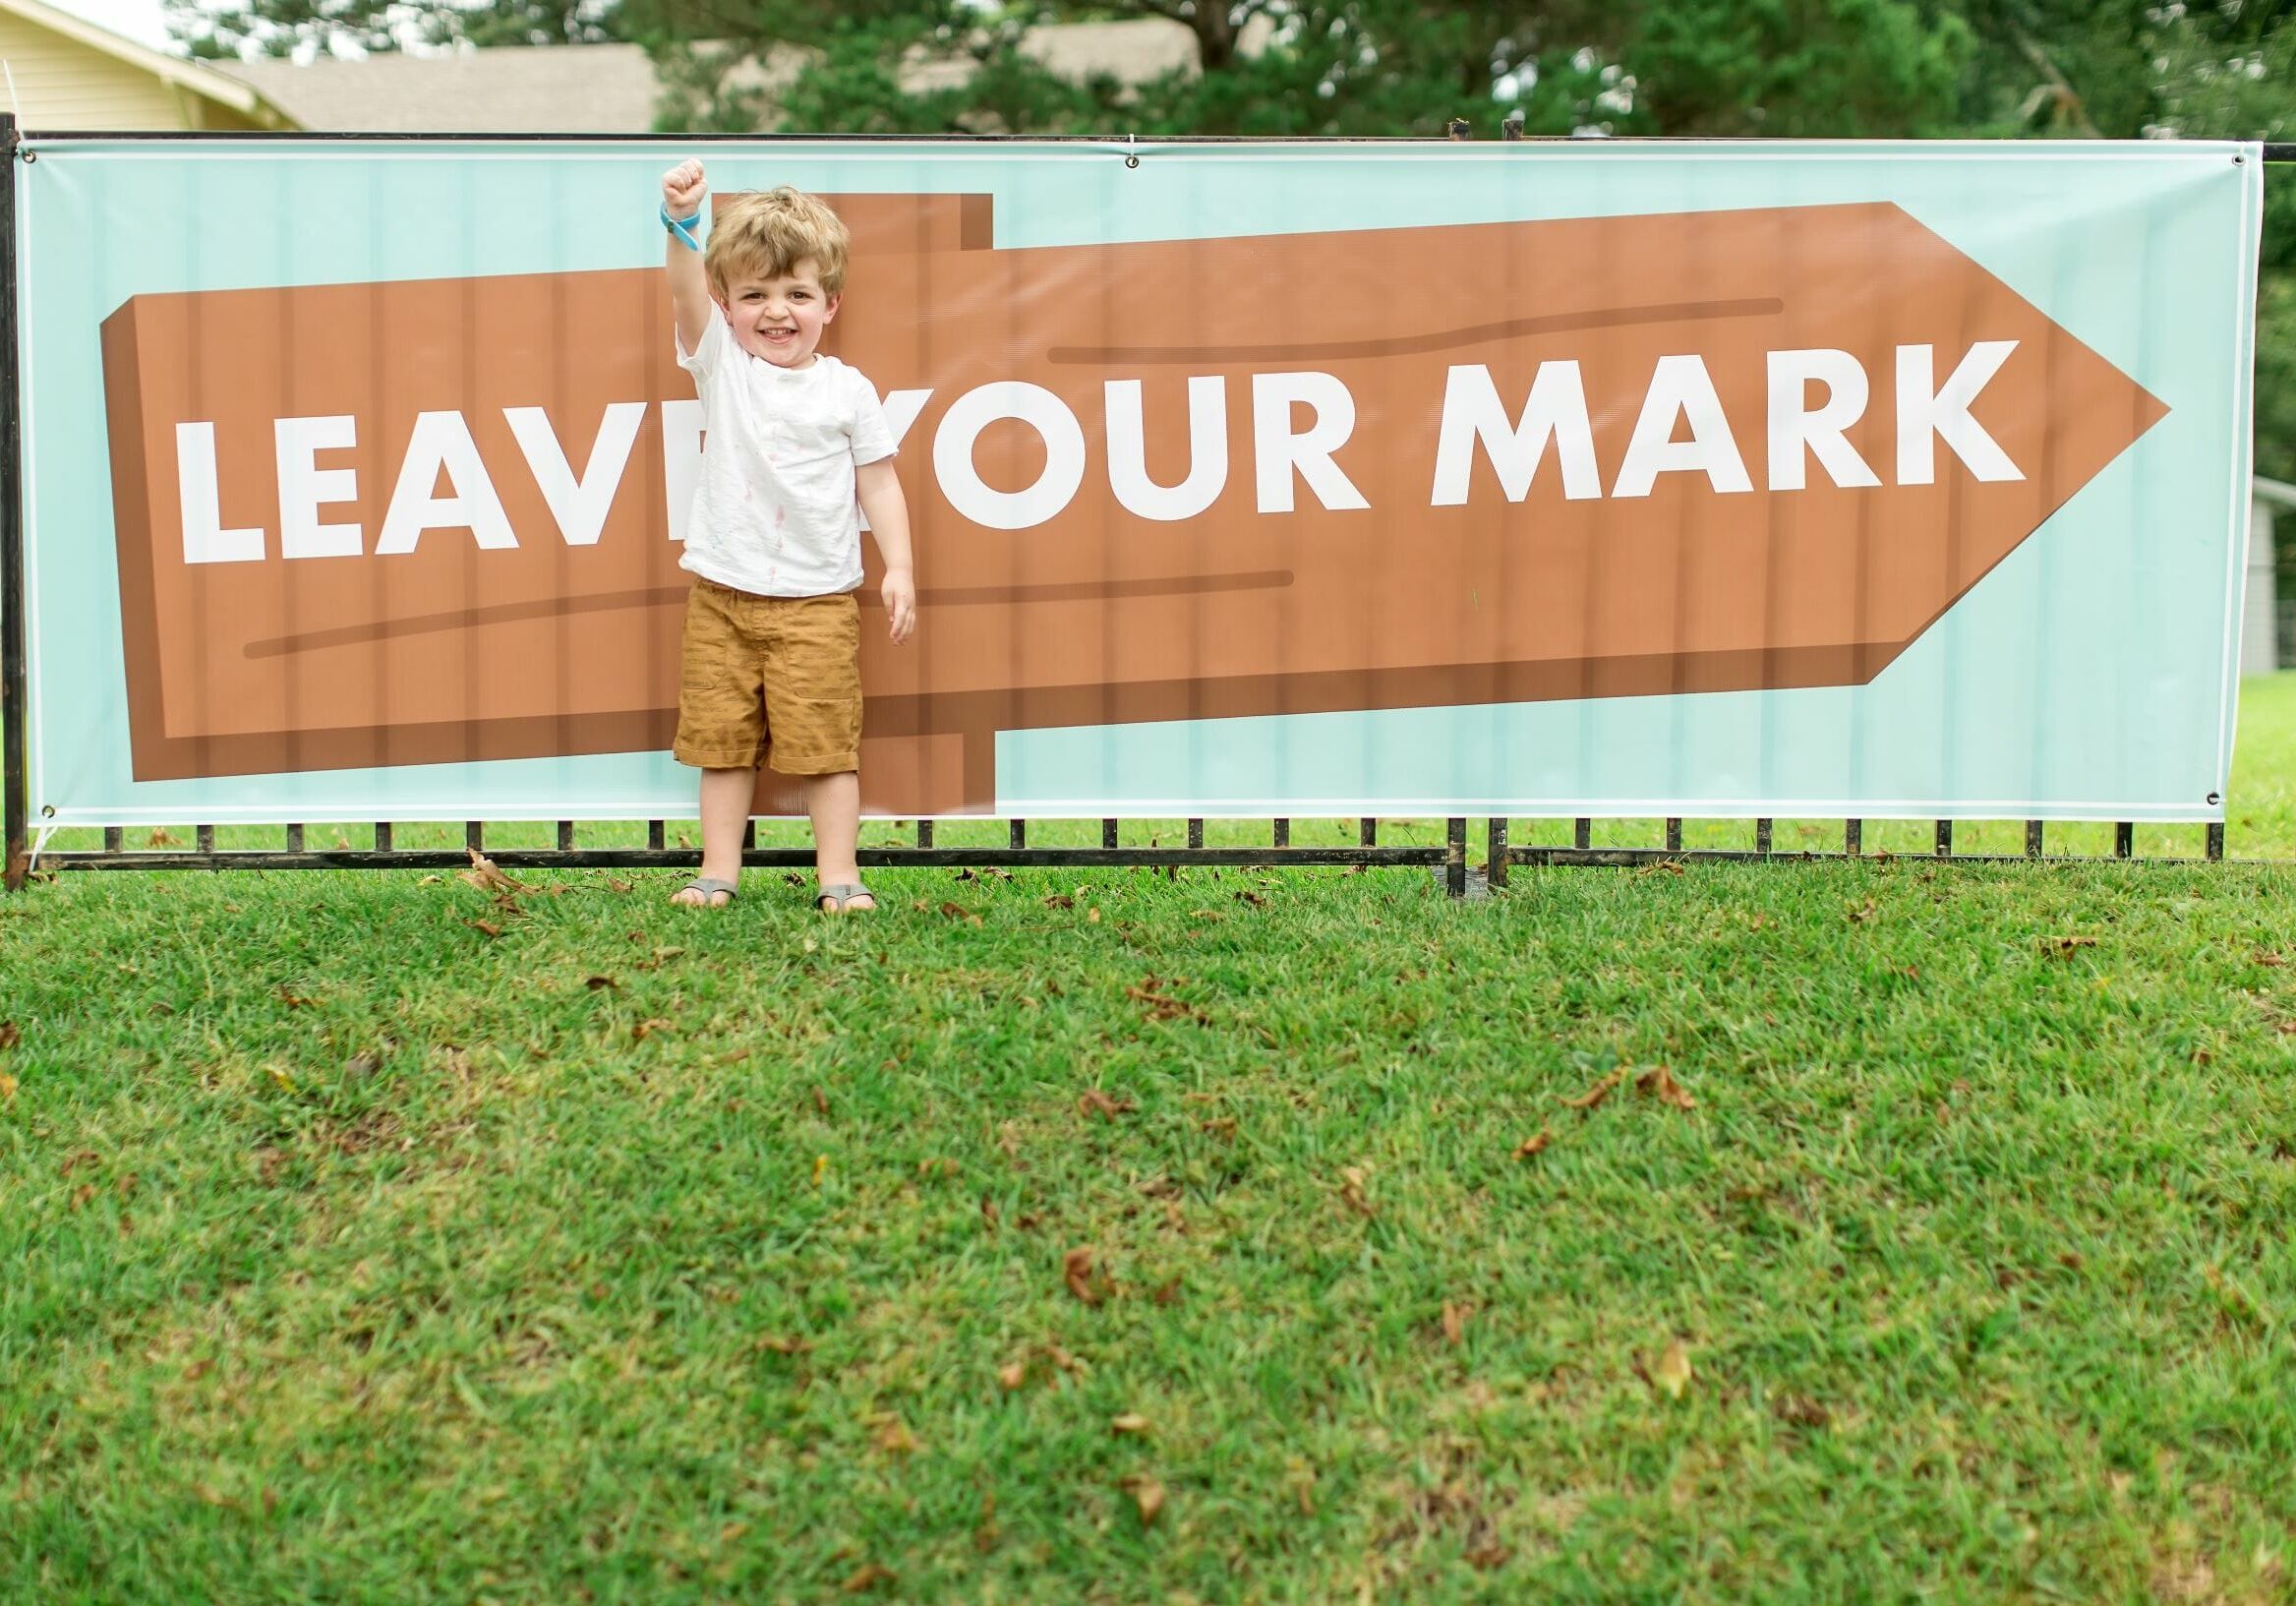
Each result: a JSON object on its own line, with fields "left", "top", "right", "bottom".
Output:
{"left": 856, "top": 460, "right": 915, "bottom": 645}
{"left": 662, "top": 158, "right": 712, "bottom": 357}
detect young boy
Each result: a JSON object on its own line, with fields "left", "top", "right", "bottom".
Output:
{"left": 659, "top": 158, "right": 915, "bottom": 914}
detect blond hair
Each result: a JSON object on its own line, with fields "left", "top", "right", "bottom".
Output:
{"left": 705, "top": 186, "right": 851, "bottom": 298}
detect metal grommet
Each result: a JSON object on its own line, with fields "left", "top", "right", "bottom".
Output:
{"left": 2233, "top": 153, "right": 2246, "bottom": 164}
{"left": 2208, "top": 792, "right": 2222, "bottom": 805}
{"left": 1125, "top": 153, "right": 1140, "bottom": 169}
{"left": 21, "top": 149, "right": 34, "bottom": 163}
{"left": 40, "top": 803, "right": 55, "bottom": 817}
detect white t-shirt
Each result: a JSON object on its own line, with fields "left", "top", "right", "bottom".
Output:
{"left": 675, "top": 306, "right": 898, "bottom": 598}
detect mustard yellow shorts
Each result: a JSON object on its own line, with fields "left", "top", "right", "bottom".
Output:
{"left": 673, "top": 579, "right": 861, "bottom": 775}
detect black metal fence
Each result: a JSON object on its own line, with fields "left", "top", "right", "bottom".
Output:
{"left": 2, "top": 122, "right": 2286, "bottom": 899}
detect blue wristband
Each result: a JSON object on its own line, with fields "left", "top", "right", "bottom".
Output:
{"left": 660, "top": 202, "right": 703, "bottom": 253}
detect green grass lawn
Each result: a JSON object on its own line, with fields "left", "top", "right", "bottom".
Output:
{"left": 4, "top": 680, "right": 2295, "bottom": 1603}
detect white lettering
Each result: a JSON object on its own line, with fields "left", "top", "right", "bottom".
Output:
{"left": 177, "top": 421, "right": 264, "bottom": 565}
{"left": 274, "top": 415, "right": 362, "bottom": 560}
{"left": 1614, "top": 355, "right": 1753, "bottom": 499}
{"left": 1252, "top": 372, "right": 1368, "bottom": 513}
{"left": 1105, "top": 377, "right": 1227, "bottom": 521}
{"left": 861, "top": 388, "right": 933, "bottom": 532}
{"left": 1897, "top": 340, "right": 2022, "bottom": 485}
{"left": 1430, "top": 362, "right": 1601, "bottom": 505}
{"left": 1766, "top": 350, "right": 1881, "bottom": 492}
{"left": 375, "top": 411, "right": 517, "bottom": 555}
{"left": 505, "top": 402, "right": 645, "bottom": 548}
{"left": 933, "top": 382, "right": 1087, "bottom": 531}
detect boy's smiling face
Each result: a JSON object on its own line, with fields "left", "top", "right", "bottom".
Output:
{"left": 718, "top": 258, "right": 839, "bottom": 369}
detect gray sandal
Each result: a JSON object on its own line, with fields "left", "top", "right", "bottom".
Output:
{"left": 816, "top": 881, "right": 876, "bottom": 914}
{"left": 673, "top": 876, "right": 738, "bottom": 908}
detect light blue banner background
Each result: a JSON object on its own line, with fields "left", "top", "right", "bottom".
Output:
{"left": 15, "top": 138, "right": 2261, "bottom": 822}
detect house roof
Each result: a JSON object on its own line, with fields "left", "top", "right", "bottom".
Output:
{"left": 0, "top": 0, "right": 295, "bottom": 126}
{"left": 211, "top": 18, "right": 1269, "bottom": 134}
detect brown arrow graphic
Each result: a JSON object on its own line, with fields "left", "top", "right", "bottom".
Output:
{"left": 99, "top": 196, "right": 2164, "bottom": 812}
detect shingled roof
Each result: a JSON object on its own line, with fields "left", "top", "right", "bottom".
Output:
{"left": 210, "top": 19, "right": 1267, "bottom": 134}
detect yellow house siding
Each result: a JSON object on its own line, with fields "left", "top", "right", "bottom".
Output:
{"left": 0, "top": 15, "right": 261, "bottom": 130}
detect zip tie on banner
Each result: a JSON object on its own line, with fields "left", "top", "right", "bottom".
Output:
{"left": 28, "top": 823, "right": 56, "bottom": 874}
{"left": 1125, "top": 132, "right": 1140, "bottom": 170}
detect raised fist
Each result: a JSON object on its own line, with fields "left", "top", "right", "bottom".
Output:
{"left": 662, "top": 158, "right": 707, "bottom": 216}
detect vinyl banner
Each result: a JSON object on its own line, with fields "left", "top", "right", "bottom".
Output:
{"left": 13, "top": 137, "right": 2262, "bottom": 823}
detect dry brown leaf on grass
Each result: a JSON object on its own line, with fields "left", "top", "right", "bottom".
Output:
{"left": 979, "top": 1197, "right": 1001, "bottom": 1232}
{"left": 2042, "top": 934, "right": 2099, "bottom": 957}
{"left": 459, "top": 847, "right": 528, "bottom": 898}
{"left": 840, "top": 1562, "right": 895, "bottom": 1593}
{"left": 1110, "top": 1412, "right": 1150, "bottom": 1435}
{"left": 1043, "top": 893, "right": 1076, "bottom": 910}
{"left": 464, "top": 919, "right": 503, "bottom": 939}
{"left": 0, "top": 1021, "right": 19, "bottom": 1049}
{"left": 275, "top": 987, "right": 316, "bottom": 1009}
{"left": 1635, "top": 1066, "right": 1696, "bottom": 1110}
{"left": 1120, "top": 1474, "right": 1165, "bottom": 1524}
{"left": 1078, "top": 1089, "right": 1137, "bottom": 1121}
{"left": 1848, "top": 898, "right": 1879, "bottom": 922}
{"left": 0, "top": 1073, "right": 17, "bottom": 1102}
{"left": 1442, "top": 1302, "right": 1467, "bottom": 1345}
{"left": 1513, "top": 1129, "right": 1552, "bottom": 1160}
{"left": 1562, "top": 1072, "right": 1620, "bottom": 1110}
{"left": 584, "top": 976, "right": 618, "bottom": 991}
{"left": 755, "top": 1335, "right": 811, "bottom": 1355}
{"left": 873, "top": 1417, "right": 918, "bottom": 1456}
{"left": 1126, "top": 976, "right": 1209, "bottom": 1026}
{"left": 938, "top": 901, "right": 984, "bottom": 926}
{"left": 997, "top": 1359, "right": 1028, "bottom": 1391}
{"left": 631, "top": 1018, "right": 674, "bottom": 1041}
{"left": 1063, "top": 1246, "right": 1104, "bottom": 1305}
{"left": 1651, "top": 1338, "right": 1693, "bottom": 1399}
{"left": 1337, "top": 1165, "right": 1376, "bottom": 1217}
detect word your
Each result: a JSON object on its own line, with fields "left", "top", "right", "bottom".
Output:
{"left": 174, "top": 343, "right": 2020, "bottom": 562}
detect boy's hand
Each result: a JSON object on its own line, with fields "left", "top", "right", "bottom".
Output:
{"left": 663, "top": 158, "right": 707, "bottom": 216}
{"left": 881, "top": 566, "right": 916, "bottom": 645}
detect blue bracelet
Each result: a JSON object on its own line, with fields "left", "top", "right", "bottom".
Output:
{"left": 660, "top": 203, "right": 703, "bottom": 253}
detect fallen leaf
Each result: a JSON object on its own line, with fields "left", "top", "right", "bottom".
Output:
{"left": 2042, "top": 934, "right": 2098, "bottom": 957}
{"left": 980, "top": 1197, "right": 1001, "bottom": 1231}
{"left": 606, "top": 877, "right": 635, "bottom": 894}
{"left": 1653, "top": 1338, "right": 1692, "bottom": 1399}
{"left": 1078, "top": 1089, "right": 1137, "bottom": 1121}
{"left": 1127, "top": 976, "right": 1209, "bottom": 1026}
{"left": 1513, "top": 1129, "right": 1552, "bottom": 1160}
{"left": 1562, "top": 1071, "right": 1620, "bottom": 1110}
{"left": 1770, "top": 1394, "right": 1830, "bottom": 1429}
{"left": 1121, "top": 1475, "right": 1165, "bottom": 1524}
{"left": 1337, "top": 1165, "right": 1375, "bottom": 1217}
{"left": 147, "top": 827, "right": 178, "bottom": 848}
{"left": 840, "top": 1562, "right": 894, "bottom": 1593}
{"left": 1043, "top": 893, "right": 1075, "bottom": 910}
{"left": 997, "top": 1359, "right": 1028, "bottom": 1391}
{"left": 1235, "top": 889, "right": 1266, "bottom": 908}
{"left": 465, "top": 919, "right": 502, "bottom": 939}
{"left": 874, "top": 1418, "right": 917, "bottom": 1456}
{"left": 585, "top": 976, "right": 618, "bottom": 990}
{"left": 0, "top": 1021, "right": 18, "bottom": 1049}
{"left": 275, "top": 988, "right": 316, "bottom": 1009}
{"left": 812, "top": 1155, "right": 828, "bottom": 1186}
{"left": 1635, "top": 1065, "right": 1696, "bottom": 1110}
{"left": 1087, "top": 908, "right": 1102, "bottom": 923}
{"left": 1110, "top": 1412, "right": 1150, "bottom": 1435}
{"left": 632, "top": 1018, "right": 674, "bottom": 1041}
{"left": 459, "top": 847, "right": 528, "bottom": 897}
{"left": 1063, "top": 1246, "right": 1102, "bottom": 1305}
{"left": 2253, "top": 951, "right": 2286, "bottom": 968}
{"left": 1442, "top": 1302, "right": 1466, "bottom": 1344}
{"left": 0, "top": 1073, "right": 16, "bottom": 1101}
{"left": 938, "top": 901, "right": 983, "bottom": 925}
{"left": 1848, "top": 898, "right": 1878, "bottom": 922}
{"left": 755, "top": 1335, "right": 811, "bottom": 1355}
{"left": 344, "top": 1050, "right": 383, "bottom": 1079}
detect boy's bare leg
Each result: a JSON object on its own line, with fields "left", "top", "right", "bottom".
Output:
{"left": 671, "top": 766, "right": 752, "bottom": 906}
{"left": 804, "top": 770, "right": 873, "bottom": 910}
